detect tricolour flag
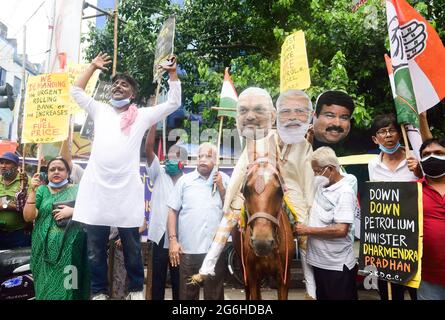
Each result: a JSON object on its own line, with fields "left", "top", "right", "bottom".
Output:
{"left": 386, "top": 0, "right": 445, "bottom": 115}
{"left": 217, "top": 68, "right": 238, "bottom": 118}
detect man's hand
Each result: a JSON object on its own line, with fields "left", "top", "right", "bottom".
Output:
{"left": 91, "top": 52, "right": 112, "bottom": 71}
{"left": 305, "top": 124, "right": 314, "bottom": 145}
{"left": 158, "top": 55, "right": 178, "bottom": 81}
{"left": 407, "top": 155, "right": 423, "bottom": 178}
{"left": 213, "top": 171, "right": 224, "bottom": 190}
{"left": 169, "top": 239, "right": 183, "bottom": 267}
{"left": 52, "top": 205, "right": 74, "bottom": 221}
{"left": 295, "top": 223, "right": 310, "bottom": 236}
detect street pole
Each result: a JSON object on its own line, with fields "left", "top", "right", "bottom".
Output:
{"left": 112, "top": 0, "right": 119, "bottom": 76}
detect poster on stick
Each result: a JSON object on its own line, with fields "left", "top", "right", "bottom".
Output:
{"left": 22, "top": 73, "right": 70, "bottom": 144}
{"left": 66, "top": 62, "right": 100, "bottom": 114}
{"left": 280, "top": 30, "right": 311, "bottom": 92}
{"left": 359, "top": 181, "right": 423, "bottom": 288}
{"left": 152, "top": 16, "right": 175, "bottom": 82}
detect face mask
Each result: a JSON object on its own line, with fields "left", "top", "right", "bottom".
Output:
{"left": 420, "top": 155, "right": 445, "bottom": 178}
{"left": 165, "top": 160, "right": 183, "bottom": 176}
{"left": 1, "top": 168, "right": 16, "bottom": 180}
{"left": 110, "top": 98, "right": 131, "bottom": 109}
{"left": 48, "top": 179, "right": 69, "bottom": 188}
{"left": 314, "top": 167, "right": 330, "bottom": 188}
{"left": 379, "top": 142, "right": 401, "bottom": 155}
{"left": 277, "top": 120, "right": 309, "bottom": 145}
{"left": 206, "top": 167, "right": 217, "bottom": 186}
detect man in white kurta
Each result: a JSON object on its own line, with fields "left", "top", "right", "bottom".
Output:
{"left": 70, "top": 53, "right": 181, "bottom": 300}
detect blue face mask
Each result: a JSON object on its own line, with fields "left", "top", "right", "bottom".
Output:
{"left": 48, "top": 179, "right": 69, "bottom": 188}
{"left": 109, "top": 98, "right": 131, "bottom": 109}
{"left": 379, "top": 142, "right": 401, "bottom": 154}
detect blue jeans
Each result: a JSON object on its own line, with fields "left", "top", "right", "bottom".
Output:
{"left": 0, "top": 229, "right": 31, "bottom": 250}
{"left": 85, "top": 224, "right": 144, "bottom": 295}
{"left": 417, "top": 280, "right": 445, "bottom": 300}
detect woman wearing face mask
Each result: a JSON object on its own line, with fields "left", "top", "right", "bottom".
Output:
{"left": 417, "top": 138, "right": 445, "bottom": 300}
{"left": 23, "top": 157, "right": 89, "bottom": 300}
{"left": 368, "top": 114, "right": 421, "bottom": 300}
{"left": 295, "top": 147, "right": 359, "bottom": 300}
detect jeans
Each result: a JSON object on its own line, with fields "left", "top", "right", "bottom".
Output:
{"left": 85, "top": 224, "right": 144, "bottom": 295}
{"left": 0, "top": 229, "right": 31, "bottom": 250}
{"left": 417, "top": 280, "right": 445, "bottom": 300}
{"left": 151, "top": 234, "right": 180, "bottom": 300}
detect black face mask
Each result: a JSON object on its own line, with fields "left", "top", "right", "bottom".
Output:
{"left": 420, "top": 155, "right": 445, "bottom": 178}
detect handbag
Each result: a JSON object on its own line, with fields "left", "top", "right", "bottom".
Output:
{"left": 52, "top": 200, "right": 75, "bottom": 228}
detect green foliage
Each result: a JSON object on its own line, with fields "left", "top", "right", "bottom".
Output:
{"left": 84, "top": 0, "right": 445, "bottom": 147}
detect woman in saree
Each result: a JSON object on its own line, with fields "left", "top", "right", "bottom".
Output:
{"left": 23, "top": 157, "right": 89, "bottom": 300}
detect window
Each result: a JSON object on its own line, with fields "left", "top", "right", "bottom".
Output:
{"left": 13, "top": 76, "right": 21, "bottom": 98}
{"left": 0, "top": 68, "right": 6, "bottom": 86}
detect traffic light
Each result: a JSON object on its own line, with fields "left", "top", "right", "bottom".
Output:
{"left": 0, "top": 83, "right": 15, "bottom": 110}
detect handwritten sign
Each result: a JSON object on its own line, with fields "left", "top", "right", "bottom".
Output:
{"left": 66, "top": 62, "right": 100, "bottom": 114}
{"left": 280, "top": 30, "right": 311, "bottom": 92}
{"left": 359, "top": 182, "right": 423, "bottom": 288}
{"left": 153, "top": 16, "right": 175, "bottom": 82}
{"left": 22, "top": 73, "right": 70, "bottom": 143}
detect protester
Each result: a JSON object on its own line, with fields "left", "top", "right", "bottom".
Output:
{"left": 145, "top": 123, "right": 185, "bottom": 300}
{"left": 296, "top": 147, "right": 358, "bottom": 300}
{"left": 0, "top": 152, "right": 31, "bottom": 249}
{"left": 23, "top": 157, "right": 89, "bottom": 300}
{"left": 368, "top": 114, "right": 421, "bottom": 299}
{"left": 167, "top": 143, "right": 229, "bottom": 300}
{"left": 417, "top": 138, "right": 445, "bottom": 300}
{"left": 310, "top": 90, "right": 355, "bottom": 149}
{"left": 70, "top": 52, "right": 181, "bottom": 300}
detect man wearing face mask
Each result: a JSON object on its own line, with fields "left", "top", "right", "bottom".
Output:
{"left": 71, "top": 52, "right": 181, "bottom": 300}
{"left": 368, "top": 114, "right": 422, "bottom": 300}
{"left": 145, "top": 123, "right": 186, "bottom": 300}
{"left": 296, "top": 147, "right": 359, "bottom": 300}
{"left": 417, "top": 138, "right": 445, "bottom": 300}
{"left": 0, "top": 152, "right": 31, "bottom": 249}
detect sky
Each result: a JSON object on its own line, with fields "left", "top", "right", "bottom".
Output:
{"left": 0, "top": 0, "right": 51, "bottom": 64}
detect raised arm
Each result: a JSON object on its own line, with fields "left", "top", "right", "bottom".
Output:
{"left": 74, "top": 52, "right": 111, "bottom": 89}
{"left": 418, "top": 112, "right": 433, "bottom": 142}
{"left": 145, "top": 124, "right": 157, "bottom": 166}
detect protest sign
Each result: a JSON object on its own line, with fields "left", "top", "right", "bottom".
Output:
{"left": 359, "top": 181, "right": 423, "bottom": 288}
{"left": 66, "top": 62, "right": 100, "bottom": 114}
{"left": 280, "top": 30, "right": 311, "bottom": 92}
{"left": 22, "top": 73, "right": 70, "bottom": 143}
{"left": 153, "top": 16, "right": 175, "bottom": 82}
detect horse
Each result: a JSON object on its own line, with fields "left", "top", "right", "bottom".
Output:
{"left": 234, "top": 142, "right": 296, "bottom": 300}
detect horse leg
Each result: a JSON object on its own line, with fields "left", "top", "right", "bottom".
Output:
{"left": 277, "top": 280, "right": 289, "bottom": 300}
{"left": 248, "top": 273, "right": 262, "bottom": 300}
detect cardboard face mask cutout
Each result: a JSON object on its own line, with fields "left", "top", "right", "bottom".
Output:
{"left": 313, "top": 90, "right": 354, "bottom": 145}
{"left": 236, "top": 87, "right": 276, "bottom": 140}
{"left": 276, "top": 90, "right": 313, "bottom": 145}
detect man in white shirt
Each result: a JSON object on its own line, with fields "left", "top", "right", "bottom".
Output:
{"left": 296, "top": 146, "right": 358, "bottom": 300}
{"left": 71, "top": 52, "right": 181, "bottom": 300}
{"left": 145, "top": 123, "right": 185, "bottom": 300}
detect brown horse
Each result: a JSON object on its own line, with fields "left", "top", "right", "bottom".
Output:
{"left": 234, "top": 155, "right": 296, "bottom": 300}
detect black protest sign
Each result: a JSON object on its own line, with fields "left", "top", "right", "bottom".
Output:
{"left": 359, "top": 181, "right": 421, "bottom": 285}
{"left": 153, "top": 16, "right": 175, "bottom": 82}
{"left": 80, "top": 81, "right": 112, "bottom": 141}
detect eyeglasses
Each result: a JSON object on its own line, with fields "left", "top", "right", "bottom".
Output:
{"left": 313, "top": 166, "right": 329, "bottom": 176}
{"left": 376, "top": 128, "right": 398, "bottom": 137}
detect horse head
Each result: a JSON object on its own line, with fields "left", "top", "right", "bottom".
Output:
{"left": 242, "top": 134, "right": 284, "bottom": 257}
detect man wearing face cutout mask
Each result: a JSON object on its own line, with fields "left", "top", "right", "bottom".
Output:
{"left": 145, "top": 123, "right": 186, "bottom": 300}
{"left": 417, "top": 138, "right": 445, "bottom": 300}
{"left": 295, "top": 147, "right": 359, "bottom": 300}
{"left": 70, "top": 53, "right": 181, "bottom": 300}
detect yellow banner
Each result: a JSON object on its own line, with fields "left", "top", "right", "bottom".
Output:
{"left": 22, "top": 73, "right": 70, "bottom": 144}
{"left": 280, "top": 30, "right": 311, "bottom": 92}
{"left": 67, "top": 62, "right": 100, "bottom": 114}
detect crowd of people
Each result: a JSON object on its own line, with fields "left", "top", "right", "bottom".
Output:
{"left": 0, "top": 52, "right": 444, "bottom": 301}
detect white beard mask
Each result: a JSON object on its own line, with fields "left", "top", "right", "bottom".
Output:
{"left": 277, "top": 120, "right": 309, "bottom": 145}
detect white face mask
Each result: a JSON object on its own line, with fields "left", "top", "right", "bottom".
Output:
{"left": 110, "top": 98, "right": 131, "bottom": 108}
{"left": 314, "top": 175, "right": 330, "bottom": 188}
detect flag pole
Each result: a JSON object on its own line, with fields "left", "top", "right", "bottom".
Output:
{"left": 112, "top": 0, "right": 119, "bottom": 76}
{"left": 400, "top": 124, "right": 411, "bottom": 159}
{"left": 212, "top": 116, "right": 224, "bottom": 195}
